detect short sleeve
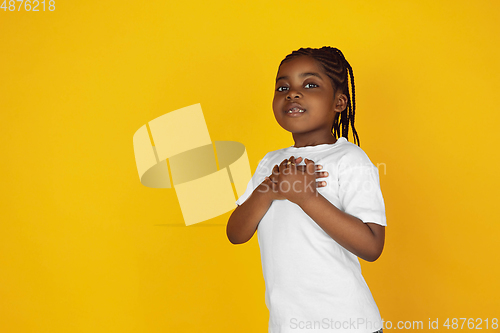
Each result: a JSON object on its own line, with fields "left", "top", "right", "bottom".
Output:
{"left": 338, "top": 150, "right": 387, "bottom": 226}
{"left": 235, "top": 153, "right": 271, "bottom": 206}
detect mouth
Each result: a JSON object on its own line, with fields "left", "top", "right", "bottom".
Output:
{"left": 285, "top": 103, "right": 306, "bottom": 116}
{"left": 287, "top": 107, "right": 306, "bottom": 114}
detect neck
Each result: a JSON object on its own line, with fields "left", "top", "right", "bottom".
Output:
{"left": 292, "top": 132, "right": 337, "bottom": 148}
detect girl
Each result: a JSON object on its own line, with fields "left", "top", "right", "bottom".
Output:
{"left": 227, "top": 47, "right": 386, "bottom": 333}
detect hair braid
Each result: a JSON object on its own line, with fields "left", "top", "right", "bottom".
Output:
{"left": 278, "top": 46, "right": 360, "bottom": 146}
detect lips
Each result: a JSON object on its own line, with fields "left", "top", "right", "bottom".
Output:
{"left": 285, "top": 103, "right": 306, "bottom": 115}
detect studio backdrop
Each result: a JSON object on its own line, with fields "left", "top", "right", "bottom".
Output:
{"left": 1, "top": 0, "right": 499, "bottom": 332}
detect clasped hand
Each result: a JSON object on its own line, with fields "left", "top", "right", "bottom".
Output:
{"left": 257, "top": 156, "right": 328, "bottom": 205}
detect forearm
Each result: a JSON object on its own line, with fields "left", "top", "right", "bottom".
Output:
{"left": 299, "top": 194, "right": 384, "bottom": 262}
{"left": 226, "top": 189, "right": 273, "bottom": 244}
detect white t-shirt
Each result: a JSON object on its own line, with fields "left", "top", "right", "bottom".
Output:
{"left": 236, "top": 137, "right": 386, "bottom": 333}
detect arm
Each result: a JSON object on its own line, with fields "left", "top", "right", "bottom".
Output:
{"left": 299, "top": 195, "right": 385, "bottom": 262}
{"left": 276, "top": 157, "right": 385, "bottom": 262}
{"left": 226, "top": 181, "right": 274, "bottom": 244}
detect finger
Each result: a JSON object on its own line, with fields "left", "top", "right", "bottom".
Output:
{"left": 267, "top": 177, "right": 278, "bottom": 189}
{"left": 295, "top": 156, "right": 303, "bottom": 164}
{"left": 280, "top": 157, "right": 294, "bottom": 175}
{"left": 270, "top": 166, "right": 278, "bottom": 181}
{"left": 269, "top": 164, "right": 279, "bottom": 180}
{"left": 315, "top": 170, "right": 329, "bottom": 179}
{"left": 262, "top": 177, "right": 278, "bottom": 193}
{"left": 279, "top": 159, "right": 288, "bottom": 172}
{"left": 272, "top": 164, "right": 280, "bottom": 177}
{"left": 316, "top": 180, "right": 327, "bottom": 187}
{"left": 297, "top": 165, "right": 323, "bottom": 173}
{"left": 288, "top": 156, "right": 297, "bottom": 172}
{"left": 297, "top": 164, "right": 323, "bottom": 173}
{"left": 304, "top": 158, "right": 316, "bottom": 175}
{"left": 281, "top": 161, "right": 288, "bottom": 173}
{"left": 262, "top": 177, "right": 272, "bottom": 186}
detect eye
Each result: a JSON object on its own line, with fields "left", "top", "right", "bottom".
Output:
{"left": 276, "top": 86, "right": 289, "bottom": 92}
{"left": 305, "top": 83, "right": 319, "bottom": 89}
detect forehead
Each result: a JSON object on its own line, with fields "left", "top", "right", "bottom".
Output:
{"left": 276, "top": 55, "right": 325, "bottom": 79}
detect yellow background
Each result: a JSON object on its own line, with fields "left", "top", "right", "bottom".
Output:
{"left": 1, "top": 0, "right": 499, "bottom": 332}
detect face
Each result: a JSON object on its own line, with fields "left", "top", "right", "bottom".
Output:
{"left": 272, "top": 55, "right": 347, "bottom": 137}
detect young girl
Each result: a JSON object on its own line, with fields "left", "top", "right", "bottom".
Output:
{"left": 227, "top": 47, "right": 386, "bottom": 333}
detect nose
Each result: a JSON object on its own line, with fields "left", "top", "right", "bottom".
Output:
{"left": 286, "top": 89, "right": 301, "bottom": 100}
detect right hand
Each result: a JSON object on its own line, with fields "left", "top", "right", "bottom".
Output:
{"left": 256, "top": 156, "right": 329, "bottom": 201}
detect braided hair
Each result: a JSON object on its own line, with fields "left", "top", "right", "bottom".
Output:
{"left": 278, "top": 47, "right": 360, "bottom": 146}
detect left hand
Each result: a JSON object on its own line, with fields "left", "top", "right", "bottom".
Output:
{"left": 272, "top": 156, "right": 324, "bottom": 206}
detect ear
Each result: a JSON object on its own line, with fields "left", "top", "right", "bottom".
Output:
{"left": 334, "top": 93, "right": 348, "bottom": 112}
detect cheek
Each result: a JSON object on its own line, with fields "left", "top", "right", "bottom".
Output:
{"left": 272, "top": 101, "right": 284, "bottom": 125}
{"left": 272, "top": 109, "right": 282, "bottom": 123}
{"left": 272, "top": 95, "right": 279, "bottom": 109}
{"left": 272, "top": 97, "right": 281, "bottom": 115}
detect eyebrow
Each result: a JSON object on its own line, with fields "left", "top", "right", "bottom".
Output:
{"left": 276, "top": 72, "right": 324, "bottom": 82}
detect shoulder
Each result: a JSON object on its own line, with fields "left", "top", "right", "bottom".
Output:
{"left": 335, "top": 139, "right": 373, "bottom": 166}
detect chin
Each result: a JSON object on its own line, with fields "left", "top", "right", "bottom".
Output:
{"left": 276, "top": 123, "right": 296, "bottom": 133}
